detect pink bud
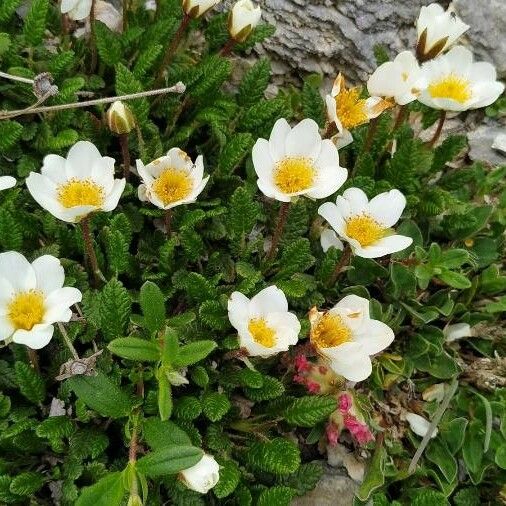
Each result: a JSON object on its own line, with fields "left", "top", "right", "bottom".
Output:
{"left": 306, "top": 380, "right": 321, "bottom": 394}
{"left": 326, "top": 422, "right": 340, "bottom": 446}
{"left": 294, "top": 354, "right": 311, "bottom": 372}
{"left": 338, "top": 393, "right": 352, "bottom": 413}
{"left": 344, "top": 415, "right": 374, "bottom": 445}
{"left": 293, "top": 374, "right": 306, "bottom": 384}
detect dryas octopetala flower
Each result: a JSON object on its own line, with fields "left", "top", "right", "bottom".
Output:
{"left": 137, "top": 148, "right": 209, "bottom": 210}
{"left": 309, "top": 295, "right": 394, "bottom": 382}
{"left": 416, "top": 3, "right": 469, "bottom": 62}
{"left": 252, "top": 118, "right": 348, "bottom": 202}
{"left": 228, "top": 0, "right": 261, "bottom": 43}
{"left": 320, "top": 229, "right": 344, "bottom": 253}
{"left": 182, "top": 0, "right": 221, "bottom": 18}
{"left": 0, "top": 176, "right": 16, "bottom": 191}
{"left": 180, "top": 454, "right": 220, "bottom": 494}
{"left": 0, "top": 252, "right": 82, "bottom": 349}
{"left": 26, "top": 141, "right": 125, "bottom": 223}
{"left": 106, "top": 101, "right": 136, "bottom": 135}
{"left": 367, "top": 51, "right": 423, "bottom": 105}
{"left": 318, "top": 188, "right": 413, "bottom": 258}
{"left": 418, "top": 46, "right": 505, "bottom": 112}
{"left": 60, "top": 0, "right": 92, "bottom": 20}
{"left": 228, "top": 285, "right": 300, "bottom": 357}
{"left": 325, "top": 73, "right": 392, "bottom": 148}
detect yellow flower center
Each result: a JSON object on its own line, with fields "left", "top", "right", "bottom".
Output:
{"left": 311, "top": 313, "right": 352, "bottom": 348}
{"left": 274, "top": 157, "right": 315, "bottom": 194}
{"left": 345, "top": 214, "right": 386, "bottom": 247}
{"left": 335, "top": 87, "right": 369, "bottom": 130}
{"left": 57, "top": 179, "right": 105, "bottom": 208}
{"left": 151, "top": 168, "right": 193, "bottom": 206}
{"left": 8, "top": 290, "right": 45, "bottom": 331}
{"left": 428, "top": 74, "right": 472, "bottom": 103}
{"left": 248, "top": 318, "right": 276, "bottom": 348}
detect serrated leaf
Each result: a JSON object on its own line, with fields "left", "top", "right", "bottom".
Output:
{"left": 136, "top": 445, "right": 203, "bottom": 477}
{"left": 22, "top": 0, "right": 48, "bottom": 46}
{"left": 99, "top": 279, "right": 131, "bottom": 341}
{"left": 202, "top": 392, "right": 231, "bottom": 422}
{"left": 228, "top": 186, "right": 262, "bottom": 239}
{"left": 14, "top": 361, "right": 45, "bottom": 404}
{"left": 245, "top": 376, "right": 285, "bottom": 401}
{"left": 257, "top": 486, "right": 297, "bottom": 506}
{"left": 237, "top": 58, "right": 271, "bottom": 107}
{"left": 95, "top": 21, "right": 122, "bottom": 66}
{"left": 247, "top": 438, "right": 301, "bottom": 475}
{"left": 214, "top": 459, "right": 240, "bottom": 498}
{"left": 9, "top": 472, "right": 45, "bottom": 496}
{"left": 283, "top": 396, "right": 337, "bottom": 427}
{"left": 140, "top": 281, "right": 166, "bottom": 334}
{"left": 36, "top": 416, "right": 75, "bottom": 440}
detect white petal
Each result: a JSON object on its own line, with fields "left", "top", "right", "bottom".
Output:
{"left": 323, "top": 341, "right": 372, "bottom": 382}
{"left": 335, "top": 294, "right": 370, "bottom": 320}
{"left": 0, "top": 314, "right": 14, "bottom": 341}
{"left": 0, "top": 176, "right": 16, "bottom": 191}
{"left": 284, "top": 118, "right": 322, "bottom": 159}
{"left": 269, "top": 118, "right": 291, "bottom": 161}
{"left": 306, "top": 165, "right": 348, "bottom": 199}
{"left": 257, "top": 178, "right": 290, "bottom": 202}
{"left": 444, "top": 322, "right": 472, "bottom": 343}
{"left": 266, "top": 311, "right": 301, "bottom": 337}
{"left": 43, "top": 287, "right": 82, "bottom": 323}
{"left": 325, "top": 95, "right": 339, "bottom": 126}
{"left": 469, "top": 81, "right": 505, "bottom": 109}
{"left": 69, "top": 0, "right": 92, "bottom": 20}
{"left": 0, "top": 252, "right": 36, "bottom": 292}
{"left": 25, "top": 172, "right": 62, "bottom": 217}
{"left": 65, "top": 141, "right": 102, "bottom": 179}
{"left": 318, "top": 202, "right": 346, "bottom": 236}
{"left": 334, "top": 129, "right": 353, "bottom": 149}
{"left": 354, "top": 319, "right": 394, "bottom": 355}
{"left": 367, "top": 61, "right": 400, "bottom": 98}
{"left": 342, "top": 187, "right": 369, "bottom": 214}
{"left": 180, "top": 454, "right": 220, "bottom": 494}
{"left": 249, "top": 286, "right": 288, "bottom": 317}
{"left": 228, "top": 292, "right": 250, "bottom": 330}
{"left": 12, "top": 324, "right": 54, "bottom": 350}
{"left": 320, "top": 229, "right": 344, "bottom": 253}
{"left": 353, "top": 234, "right": 413, "bottom": 258}
{"left": 102, "top": 179, "right": 126, "bottom": 211}
{"left": 91, "top": 156, "right": 115, "bottom": 194}
{"left": 406, "top": 412, "right": 438, "bottom": 439}
{"left": 31, "top": 255, "right": 65, "bottom": 294}
{"left": 192, "top": 155, "right": 205, "bottom": 183}
{"left": 138, "top": 183, "right": 148, "bottom": 202}
{"left": 315, "top": 139, "right": 340, "bottom": 168}
{"left": 136, "top": 159, "right": 154, "bottom": 183}
{"left": 368, "top": 189, "right": 406, "bottom": 227}
{"left": 0, "top": 278, "right": 15, "bottom": 311}
{"left": 41, "top": 154, "right": 67, "bottom": 184}
{"left": 252, "top": 138, "right": 276, "bottom": 180}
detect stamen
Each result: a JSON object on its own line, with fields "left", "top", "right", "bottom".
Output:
{"left": 311, "top": 313, "right": 352, "bottom": 348}
{"left": 8, "top": 290, "right": 45, "bottom": 331}
{"left": 151, "top": 168, "right": 193, "bottom": 206}
{"left": 345, "top": 214, "right": 385, "bottom": 247}
{"left": 57, "top": 179, "right": 105, "bottom": 208}
{"left": 248, "top": 318, "right": 276, "bottom": 348}
{"left": 274, "top": 157, "right": 315, "bottom": 194}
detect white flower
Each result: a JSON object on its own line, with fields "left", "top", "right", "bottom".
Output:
{"left": 182, "top": 0, "right": 221, "bottom": 18}
{"left": 416, "top": 3, "right": 469, "bottom": 62}
{"left": 326, "top": 73, "right": 392, "bottom": 148}
{"left": 444, "top": 322, "right": 472, "bottom": 343}
{"left": 252, "top": 118, "right": 348, "bottom": 202}
{"left": 228, "top": 286, "right": 300, "bottom": 358}
{"left": 0, "top": 252, "right": 82, "bottom": 350}
{"left": 137, "top": 148, "right": 209, "bottom": 210}
{"left": 228, "top": 0, "right": 261, "bottom": 42}
{"left": 367, "top": 51, "right": 423, "bottom": 106}
{"left": 26, "top": 141, "right": 125, "bottom": 223}
{"left": 0, "top": 176, "right": 16, "bottom": 191}
{"left": 309, "top": 295, "right": 394, "bottom": 382}
{"left": 180, "top": 454, "right": 220, "bottom": 494}
{"left": 320, "top": 229, "right": 344, "bottom": 253}
{"left": 318, "top": 188, "right": 413, "bottom": 258}
{"left": 418, "top": 46, "right": 505, "bottom": 112}
{"left": 60, "top": 0, "right": 92, "bottom": 20}
{"left": 405, "top": 412, "right": 438, "bottom": 439}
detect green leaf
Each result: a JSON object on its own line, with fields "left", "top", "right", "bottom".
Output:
{"left": 278, "top": 462, "right": 324, "bottom": 496}
{"left": 140, "top": 281, "right": 166, "bottom": 334}
{"left": 356, "top": 443, "right": 386, "bottom": 501}
{"left": 283, "top": 396, "right": 337, "bottom": 427}
{"left": 440, "top": 417, "right": 467, "bottom": 455}
{"left": 228, "top": 186, "right": 262, "bottom": 239}
{"left": 67, "top": 372, "right": 134, "bottom": 419}
{"left": 437, "top": 269, "right": 472, "bottom": 289}
{"left": 76, "top": 472, "right": 125, "bottom": 506}
{"left": 22, "top": 0, "right": 48, "bottom": 46}
{"left": 36, "top": 416, "right": 75, "bottom": 440}
{"left": 431, "top": 135, "right": 467, "bottom": 173}
{"left": 143, "top": 418, "right": 191, "bottom": 449}
{"left": 99, "top": 279, "right": 131, "bottom": 341}
{"left": 108, "top": 337, "right": 161, "bottom": 362}
{"left": 237, "top": 58, "right": 271, "bottom": 107}
{"left": 245, "top": 376, "right": 285, "bottom": 401}
{"left": 0, "top": 209, "right": 22, "bottom": 251}
{"left": 95, "top": 21, "right": 122, "bottom": 66}
{"left": 14, "top": 361, "right": 45, "bottom": 404}
{"left": 257, "top": 486, "right": 297, "bottom": 506}
{"left": 426, "top": 439, "right": 457, "bottom": 483}
{"left": 218, "top": 133, "right": 254, "bottom": 175}
{"left": 214, "top": 459, "right": 241, "bottom": 498}
{"left": 0, "top": 120, "right": 23, "bottom": 152}
{"left": 115, "top": 63, "right": 149, "bottom": 123}
{"left": 247, "top": 438, "right": 301, "bottom": 475}
{"left": 495, "top": 444, "right": 506, "bottom": 470}
{"left": 462, "top": 421, "right": 484, "bottom": 477}
{"left": 0, "top": 0, "right": 21, "bottom": 23}
{"left": 157, "top": 368, "right": 172, "bottom": 421}
{"left": 277, "top": 238, "right": 315, "bottom": 278}
{"left": 202, "top": 392, "right": 231, "bottom": 422}
{"left": 302, "top": 75, "right": 326, "bottom": 127}
{"left": 175, "top": 340, "right": 217, "bottom": 367}
{"left": 136, "top": 446, "right": 203, "bottom": 477}
{"left": 9, "top": 472, "right": 45, "bottom": 496}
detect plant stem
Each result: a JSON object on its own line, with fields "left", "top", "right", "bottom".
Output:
{"left": 118, "top": 133, "right": 131, "bottom": 181}
{"left": 0, "top": 82, "right": 185, "bottom": 119}
{"left": 90, "top": 0, "right": 97, "bottom": 73}
{"left": 265, "top": 202, "right": 290, "bottom": 262}
{"left": 427, "top": 110, "right": 447, "bottom": 148}
{"left": 129, "top": 376, "right": 144, "bottom": 463}
{"left": 0, "top": 71, "right": 34, "bottom": 84}
{"left": 363, "top": 116, "right": 379, "bottom": 152}
{"left": 155, "top": 14, "right": 191, "bottom": 88}
{"left": 220, "top": 39, "right": 237, "bottom": 56}
{"left": 80, "top": 216, "right": 102, "bottom": 286}
{"left": 57, "top": 322, "right": 79, "bottom": 360}
{"left": 323, "top": 121, "right": 337, "bottom": 139}
{"left": 122, "top": 0, "right": 128, "bottom": 33}
{"left": 164, "top": 209, "right": 172, "bottom": 236}
{"left": 27, "top": 349, "right": 40, "bottom": 373}
{"left": 328, "top": 243, "right": 352, "bottom": 286}
{"left": 392, "top": 105, "right": 408, "bottom": 132}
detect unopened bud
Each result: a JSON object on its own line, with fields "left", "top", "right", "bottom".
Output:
{"left": 228, "top": 0, "right": 261, "bottom": 43}
{"left": 182, "top": 0, "right": 221, "bottom": 19}
{"left": 106, "top": 101, "right": 136, "bottom": 135}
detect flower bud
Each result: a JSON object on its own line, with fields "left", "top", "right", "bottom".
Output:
{"left": 182, "top": 0, "right": 221, "bottom": 19}
{"left": 106, "top": 101, "right": 136, "bottom": 135}
{"left": 180, "top": 454, "right": 220, "bottom": 494}
{"left": 228, "top": 0, "right": 261, "bottom": 43}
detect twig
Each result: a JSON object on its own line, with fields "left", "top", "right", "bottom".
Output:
{"left": 265, "top": 202, "right": 290, "bottom": 262}
{"left": 0, "top": 89, "right": 56, "bottom": 120}
{"left": 0, "top": 71, "right": 34, "bottom": 84}
{"left": 328, "top": 243, "right": 352, "bottom": 286}
{"left": 408, "top": 376, "right": 459, "bottom": 474}
{"left": 0, "top": 83, "right": 186, "bottom": 119}
{"left": 427, "top": 110, "right": 447, "bottom": 148}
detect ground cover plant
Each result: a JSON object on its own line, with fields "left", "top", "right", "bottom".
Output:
{"left": 0, "top": 0, "right": 505, "bottom": 504}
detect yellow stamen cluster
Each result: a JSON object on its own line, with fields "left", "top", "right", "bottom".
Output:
{"left": 152, "top": 168, "right": 193, "bottom": 206}
{"left": 57, "top": 179, "right": 105, "bottom": 208}
{"left": 311, "top": 313, "right": 352, "bottom": 348}
{"left": 274, "top": 157, "right": 315, "bottom": 194}
{"left": 248, "top": 318, "right": 276, "bottom": 348}
{"left": 428, "top": 74, "right": 472, "bottom": 103}
{"left": 345, "top": 214, "right": 385, "bottom": 247}
{"left": 335, "top": 87, "right": 369, "bottom": 130}
{"left": 8, "top": 290, "right": 45, "bottom": 331}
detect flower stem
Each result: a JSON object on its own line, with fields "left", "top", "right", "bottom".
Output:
{"left": 164, "top": 208, "right": 172, "bottom": 236}
{"left": 220, "top": 39, "right": 237, "bottom": 56}
{"left": 363, "top": 116, "right": 379, "bottom": 152}
{"left": 80, "top": 216, "right": 103, "bottom": 286}
{"left": 118, "top": 133, "right": 131, "bottom": 181}
{"left": 89, "top": 0, "right": 97, "bottom": 74}
{"left": 392, "top": 105, "right": 408, "bottom": 132}
{"left": 328, "top": 243, "right": 352, "bottom": 286}
{"left": 27, "top": 349, "right": 40, "bottom": 374}
{"left": 323, "top": 121, "right": 337, "bottom": 139}
{"left": 155, "top": 14, "right": 191, "bottom": 88}
{"left": 427, "top": 110, "right": 447, "bottom": 148}
{"left": 57, "top": 322, "right": 79, "bottom": 360}
{"left": 265, "top": 202, "right": 290, "bottom": 262}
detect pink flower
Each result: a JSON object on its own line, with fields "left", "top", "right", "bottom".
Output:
{"left": 293, "top": 374, "right": 306, "bottom": 384}
{"left": 326, "top": 422, "right": 340, "bottom": 446}
{"left": 306, "top": 380, "right": 321, "bottom": 394}
{"left": 344, "top": 415, "right": 374, "bottom": 445}
{"left": 338, "top": 393, "right": 352, "bottom": 413}
{"left": 294, "top": 354, "right": 311, "bottom": 372}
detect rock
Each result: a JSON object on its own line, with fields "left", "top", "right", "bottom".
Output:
{"left": 454, "top": 0, "right": 506, "bottom": 77}
{"left": 291, "top": 464, "right": 358, "bottom": 506}
{"left": 467, "top": 124, "right": 506, "bottom": 165}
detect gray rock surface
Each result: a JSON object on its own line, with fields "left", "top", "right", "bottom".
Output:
{"left": 290, "top": 465, "right": 358, "bottom": 506}
{"left": 467, "top": 123, "right": 506, "bottom": 165}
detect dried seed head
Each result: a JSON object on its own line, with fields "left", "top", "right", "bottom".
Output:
{"left": 33, "top": 72, "right": 58, "bottom": 99}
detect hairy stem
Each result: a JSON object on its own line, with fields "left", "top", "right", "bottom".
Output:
{"left": 27, "top": 349, "right": 40, "bottom": 374}
{"left": 220, "top": 39, "right": 237, "bottom": 56}
{"left": 266, "top": 202, "right": 290, "bottom": 262}
{"left": 89, "top": 0, "right": 97, "bottom": 73}
{"left": 392, "top": 104, "right": 408, "bottom": 132}
{"left": 80, "top": 216, "right": 103, "bottom": 287}
{"left": 119, "top": 133, "right": 131, "bottom": 181}
{"left": 328, "top": 243, "right": 352, "bottom": 286}
{"left": 164, "top": 209, "right": 173, "bottom": 236}
{"left": 427, "top": 110, "right": 447, "bottom": 148}
{"left": 57, "top": 322, "right": 79, "bottom": 360}
{"left": 363, "top": 116, "right": 379, "bottom": 152}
